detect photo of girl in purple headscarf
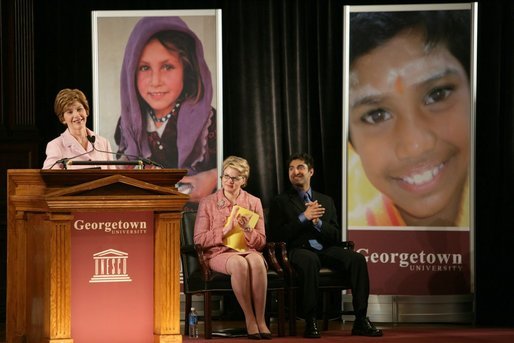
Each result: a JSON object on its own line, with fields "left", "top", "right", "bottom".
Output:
{"left": 114, "top": 16, "right": 217, "bottom": 203}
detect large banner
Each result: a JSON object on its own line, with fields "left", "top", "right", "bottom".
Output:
{"left": 342, "top": 3, "right": 476, "bottom": 295}
{"left": 71, "top": 211, "right": 154, "bottom": 343}
{"left": 92, "top": 10, "right": 223, "bottom": 209}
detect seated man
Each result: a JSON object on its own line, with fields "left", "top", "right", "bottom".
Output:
{"left": 267, "top": 152, "right": 383, "bottom": 338}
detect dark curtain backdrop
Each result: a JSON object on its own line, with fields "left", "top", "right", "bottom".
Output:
{"left": 222, "top": 0, "right": 343, "bottom": 207}
{"left": 474, "top": 0, "right": 514, "bottom": 327}
{"left": 26, "top": 0, "right": 514, "bottom": 326}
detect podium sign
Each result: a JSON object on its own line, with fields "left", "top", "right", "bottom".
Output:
{"left": 7, "top": 169, "right": 188, "bottom": 343}
{"left": 71, "top": 211, "right": 154, "bottom": 343}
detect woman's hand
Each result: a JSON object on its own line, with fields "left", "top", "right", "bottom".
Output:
{"left": 222, "top": 214, "right": 234, "bottom": 236}
{"left": 236, "top": 213, "right": 252, "bottom": 232}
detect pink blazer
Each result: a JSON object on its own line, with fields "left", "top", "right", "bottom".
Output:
{"left": 194, "top": 188, "right": 267, "bottom": 261}
{"left": 43, "top": 128, "right": 116, "bottom": 169}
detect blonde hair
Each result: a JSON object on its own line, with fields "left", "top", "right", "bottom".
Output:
{"left": 54, "top": 88, "right": 90, "bottom": 124}
{"left": 223, "top": 156, "right": 250, "bottom": 187}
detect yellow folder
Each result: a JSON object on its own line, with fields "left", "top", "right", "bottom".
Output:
{"left": 223, "top": 205, "right": 259, "bottom": 252}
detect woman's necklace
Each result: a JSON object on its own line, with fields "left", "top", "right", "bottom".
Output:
{"left": 149, "top": 102, "right": 181, "bottom": 123}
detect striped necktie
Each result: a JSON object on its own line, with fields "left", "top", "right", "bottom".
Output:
{"left": 303, "top": 192, "right": 323, "bottom": 250}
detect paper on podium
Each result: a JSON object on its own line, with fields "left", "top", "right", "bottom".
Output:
{"left": 223, "top": 205, "right": 259, "bottom": 252}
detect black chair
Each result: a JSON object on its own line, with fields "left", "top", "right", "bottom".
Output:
{"left": 180, "top": 210, "right": 286, "bottom": 339}
{"left": 275, "top": 241, "right": 355, "bottom": 336}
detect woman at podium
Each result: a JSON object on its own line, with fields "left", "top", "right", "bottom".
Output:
{"left": 43, "top": 88, "right": 117, "bottom": 169}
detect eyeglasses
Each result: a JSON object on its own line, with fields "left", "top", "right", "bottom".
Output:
{"left": 221, "top": 174, "right": 243, "bottom": 182}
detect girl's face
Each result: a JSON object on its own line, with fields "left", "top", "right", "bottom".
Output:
{"left": 62, "top": 101, "right": 88, "bottom": 132}
{"left": 137, "top": 38, "right": 184, "bottom": 117}
{"left": 349, "top": 29, "right": 470, "bottom": 226}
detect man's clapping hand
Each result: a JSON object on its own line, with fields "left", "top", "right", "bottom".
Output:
{"left": 304, "top": 200, "right": 325, "bottom": 224}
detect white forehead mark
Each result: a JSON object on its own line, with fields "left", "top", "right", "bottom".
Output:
{"left": 349, "top": 83, "right": 381, "bottom": 109}
{"left": 350, "top": 51, "right": 461, "bottom": 109}
{"left": 384, "top": 54, "right": 450, "bottom": 88}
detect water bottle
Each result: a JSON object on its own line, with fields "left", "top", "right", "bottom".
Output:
{"left": 188, "top": 307, "right": 199, "bottom": 338}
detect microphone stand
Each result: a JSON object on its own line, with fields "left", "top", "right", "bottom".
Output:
{"left": 51, "top": 149, "right": 95, "bottom": 170}
{"left": 86, "top": 135, "right": 164, "bottom": 169}
{"left": 65, "top": 160, "right": 144, "bottom": 168}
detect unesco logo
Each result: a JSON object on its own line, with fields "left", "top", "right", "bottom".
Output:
{"left": 89, "top": 249, "right": 132, "bottom": 283}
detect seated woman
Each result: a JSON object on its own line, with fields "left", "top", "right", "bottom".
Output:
{"left": 194, "top": 155, "right": 272, "bottom": 340}
{"left": 43, "top": 88, "right": 116, "bottom": 169}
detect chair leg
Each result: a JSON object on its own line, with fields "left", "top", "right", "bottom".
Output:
{"left": 185, "top": 293, "right": 192, "bottom": 335}
{"left": 288, "top": 288, "right": 296, "bottom": 336}
{"left": 204, "top": 292, "right": 212, "bottom": 339}
{"left": 265, "top": 293, "right": 271, "bottom": 328}
{"left": 322, "top": 291, "right": 329, "bottom": 331}
{"left": 277, "top": 289, "right": 286, "bottom": 337}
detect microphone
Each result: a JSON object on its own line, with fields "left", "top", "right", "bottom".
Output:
{"left": 87, "top": 134, "right": 96, "bottom": 144}
{"left": 86, "top": 135, "right": 165, "bottom": 169}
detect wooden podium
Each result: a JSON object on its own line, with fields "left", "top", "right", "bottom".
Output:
{"left": 6, "top": 169, "right": 189, "bottom": 343}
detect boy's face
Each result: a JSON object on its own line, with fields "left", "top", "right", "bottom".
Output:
{"left": 349, "top": 29, "right": 470, "bottom": 224}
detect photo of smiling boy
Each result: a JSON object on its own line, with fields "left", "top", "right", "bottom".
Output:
{"left": 347, "top": 10, "right": 472, "bottom": 227}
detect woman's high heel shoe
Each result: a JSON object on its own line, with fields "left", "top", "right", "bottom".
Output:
{"left": 247, "top": 332, "right": 261, "bottom": 340}
{"left": 259, "top": 332, "right": 272, "bottom": 340}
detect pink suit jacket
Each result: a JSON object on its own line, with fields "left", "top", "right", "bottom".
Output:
{"left": 194, "top": 188, "right": 267, "bottom": 261}
{"left": 43, "top": 128, "right": 116, "bottom": 169}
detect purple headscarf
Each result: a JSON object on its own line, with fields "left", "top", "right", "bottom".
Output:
{"left": 118, "top": 16, "right": 213, "bottom": 169}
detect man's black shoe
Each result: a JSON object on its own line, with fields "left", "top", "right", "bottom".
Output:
{"left": 351, "top": 317, "right": 383, "bottom": 337}
{"left": 304, "top": 317, "right": 321, "bottom": 338}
